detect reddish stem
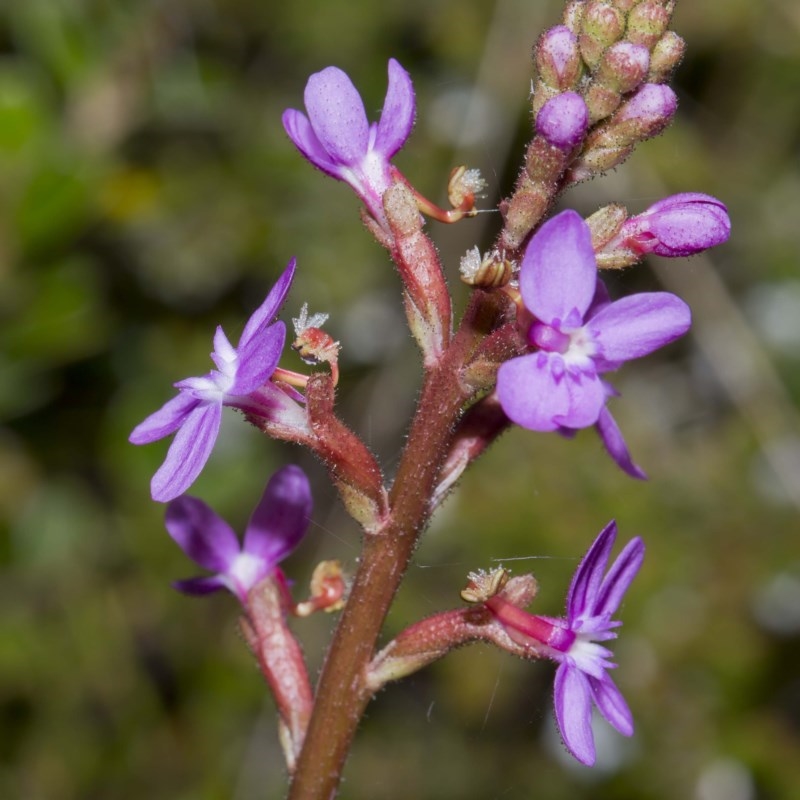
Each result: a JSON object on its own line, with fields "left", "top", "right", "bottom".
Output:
{"left": 286, "top": 291, "right": 503, "bottom": 799}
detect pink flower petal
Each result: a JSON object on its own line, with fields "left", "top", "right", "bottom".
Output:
{"left": 282, "top": 109, "right": 341, "bottom": 177}
{"left": 243, "top": 464, "right": 312, "bottom": 565}
{"left": 590, "top": 292, "right": 690, "bottom": 362}
{"left": 554, "top": 663, "right": 596, "bottom": 766}
{"left": 519, "top": 210, "right": 597, "bottom": 324}
{"left": 239, "top": 258, "right": 296, "bottom": 349}
{"left": 165, "top": 495, "right": 240, "bottom": 571}
{"left": 590, "top": 673, "right": 634, "bottom": 737}
{"left": 151, "top": 402, "right": 222, "bottom": 502}
{"left": 497, "top": 353, "right": 570, "bottom": 432}
{"left": 303, "top": 66, "right": 369, "bottom": 166}
{"left": 129, "top": 392, "right": 199, "bottom": 444}
{"left": 566, "top": 521, "right": 617, "bottom": 623}
{"left": 374, "top": 59, "right": 415, "bottom": 157}
{"left": 595, "top": 406, "right": 647, "bottom": 479}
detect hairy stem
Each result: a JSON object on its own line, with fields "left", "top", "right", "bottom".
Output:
{"left": 287, "top": 293, "right": 502, "bottom": 799}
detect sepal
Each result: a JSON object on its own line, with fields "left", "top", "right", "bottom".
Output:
{"left": 383, "top": 181, "right": 452, "bottom": 365}
{"left": 240, "top": 574, "right": 313, "bottom": 773}
{"left": 306, "top": 375, "right": 389, "bottom": 533}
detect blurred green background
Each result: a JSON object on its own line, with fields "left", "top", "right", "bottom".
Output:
{"left": 2, "top": 0, "right": 799, "bottom": 798}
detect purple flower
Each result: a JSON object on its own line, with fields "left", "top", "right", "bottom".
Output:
{"left": 551, "top": 522, "right": 644, "bottom": 765}
{"left": 536, "top": 92, "right": 588, "bottom": 149}
{"left": 486, "top": 521, "right": 644, "bottom": 765}
{"left": 130, "top": 259, "right": 299, "bottom": 503}
{"left": 282, "top": 59, "right": 415, "bottom": 225}
{"left": 165, "top": 465, "right": 312, "bottom": 604}
{"left": 619, "top": 193, "right": 731, "bottom": 257}
{"left": 496, "top": 210, "right": 691, "bottom": 458}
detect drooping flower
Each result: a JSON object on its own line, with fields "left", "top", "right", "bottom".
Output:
{"left": 485, "top": 521, "right": 644, "bottom": 765}
{"left": 496, "top": 210, "right": 691, "bottom": 455}
{"left": 130, "top": 259, "right": 300, "bottom": 502}
{"left": 164, "top": 464, "right": 312, "bottom": 604}
{"left": 282, "top": 59, "right": 415, "bottom": 225}
{"left": 615, "top": 192, "right": 731, "bottom": 258}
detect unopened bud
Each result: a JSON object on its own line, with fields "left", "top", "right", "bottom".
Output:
{"left": 618, "top": 192, "right": 731, "bottom": 257}
{"left": 562, "top": 1, "right": 585, "bottom": 33}
{"left": 615, "top": 82, "right": 677, "bottom": 135}
{"left": 536, "top": 26, "right": 582, "bottom": 91}
{"left": 535, "top": 92, "right": 589, "bottom": 149}
{"left": 585, "top": 42, "right": 651, "bottom": 123}
{"left": 570, "top": 83, "right": 676, "bottom": 179}
{"left": 648, "top": 31, "right": 685, "bottom": 83}
{"left": 626, "top": 1, "right": 671, "bottom": 49}
{"left": 597, "top": 41, "right": 651, "bottom": 94}
{"left": 580, "top": 2, "right": 626, "bottom": 68}
{"left": 609, "top": 0, "right": 638, "bottom": 11}
{"left": 584, "top": 83, "right": 623, "bottom": 124}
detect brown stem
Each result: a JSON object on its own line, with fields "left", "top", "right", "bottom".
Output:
{"left": 286, "top": 292, "right": 499, "bottom": 799}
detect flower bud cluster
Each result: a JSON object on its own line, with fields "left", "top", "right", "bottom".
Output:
{"left": 503, "top": 1, "right": 682, "bottom": 252}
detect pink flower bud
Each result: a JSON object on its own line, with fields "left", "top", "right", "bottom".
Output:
{"left": 621, "top": 193, "right": 731, "bottom": 257}
{"left": 616, "top": 82, "right": 677, "bottom": 136}
{"left": 582, "top": 1, "right": 625, "bottom": 48}
{"left": 536, "top": 92, "right": 589, "bottom": 149}
{"left": 536, "top": 25, "right": 582, "bottom": 90}
{"left": 648, "top": 32, "right": 686, "bottom": 83}
{"left": 627, "top": 0, "right": 671, "bottom": 49}
{"left": 598, "top": 42, "right": 651, "bottom": 93}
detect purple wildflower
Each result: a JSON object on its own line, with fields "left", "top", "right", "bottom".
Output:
{"left": 496, "top": 209, "right": 691, "bottom": 472}
{"left": 282, "top": 59, "right": 415, "bottom": 225}
{"left": 618, "top": 193, "right": 731, "bottom": 258}
{"left": 130, "top": 259, "right": 300, "bottom": 503}
{"left": 486, "top": 521, "right": 644, "bottom": 765}
{"left": 165, "top": 465, "right": 312, "bottom": 604}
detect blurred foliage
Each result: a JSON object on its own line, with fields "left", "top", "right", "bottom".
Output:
{"left": 1, "top": 0, "right": 800, "bottom": 798}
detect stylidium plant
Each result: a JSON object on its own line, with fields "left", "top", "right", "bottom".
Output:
{"left": 129, "top": 2, "right": 731, "bottom": 797}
